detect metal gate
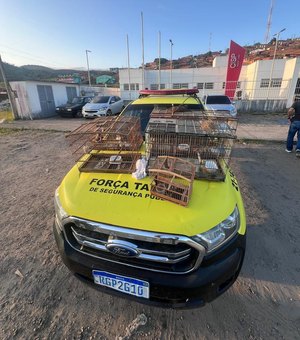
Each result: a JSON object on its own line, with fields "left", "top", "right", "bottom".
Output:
{"left": 66, "top": 86, "right": 77, "bottom": 102}
{"left": 37, "top": 85, "right": 56, "bottom": 117}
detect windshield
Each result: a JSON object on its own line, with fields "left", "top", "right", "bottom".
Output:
{"left": 122, "top": 103, "right": 204, "bottom": 133}
{"left": 71, "top": 97, "right": 84, "bottom": 104}
{"left": 206, "top": 96, "right": 231, "bottom": 104}
{"left": 92, "top": 96, "right": 110, "bottom": 104}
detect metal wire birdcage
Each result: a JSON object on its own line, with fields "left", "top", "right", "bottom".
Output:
{"left": 92, "top": 116, "right": 143, "bottom": 151}
{"left": 77, "top": 152, "right": 141, "bottom": 173}
{"left": 145, "top": 113, "right": 237, "bottom": 181}
{"left": 66, "top": 116, "right": 143, "bottom": 156}
{"left": 149, "top": 156, "right": 195, "bottom": 206}
{"left": 65, "top": 116, "right": 143, "bottom": 172}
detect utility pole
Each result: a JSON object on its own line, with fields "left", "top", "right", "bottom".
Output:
{"left": 158, "top": 31, "right": 161, "bottom": 89}
{"left": 141, "top": 12, "right": 145, "bottom": 90}
{"left": 127, "top": 34, "right": 131, "bottom": 100}
{"left": 0, "top": 54, "right": 18, "bottom": 119}
{"left": 265, "top": 0, "right": 274, "bottom": 44}
{"left": 267, "top": 28, "right": 286, "bottom": 100}
{"left": 85, "top": 50, "right": 91, "bottom": 87}
{"left": 169, "top": 39, "right": 174, "bottom": 88}
{"left": 209, "top": 32, "right": 212, "bottom": 52}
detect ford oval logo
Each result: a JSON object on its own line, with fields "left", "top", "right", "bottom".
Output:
{"left": 106, "top": 240, "right": 139, "bottom": 258}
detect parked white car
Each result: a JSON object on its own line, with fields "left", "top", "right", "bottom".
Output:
{"left": 82, "top": 95, "right": 125, "bottom": 118}
{"left": 203, "top": 95, "right": 237, "bottom": 117}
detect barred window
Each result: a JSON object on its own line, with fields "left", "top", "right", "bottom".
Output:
{"left": 135, "top": 83, "right": 139, "bottom": 90}
{"left": 260, "top": 79, "right": 269, "bottom": 88}
{"left": 150, "top": 84, "right": 159, "bottom": 90}
{"left": 123, "top": 83, "right": 129, "bottom": 91}
{"left": 197, "top": 82, "right": 204, "bottom": 89}
{"left": 173, "top": 83, "right": 188, "bottom": 89}
{"left": 223, "top": 81, "right": 240, "bottom": 89}
{"left": 271, "top": 78, "right": 282, "bottom": 88}
{"left": 130, "top": 83, "right": 135, "bottom": 90}
{"left": 205, "top": 82, "right": 214, "bottom": 89}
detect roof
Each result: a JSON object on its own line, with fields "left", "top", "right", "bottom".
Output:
{"left": 96, "top": 75, "right": 115, "bottom": 84}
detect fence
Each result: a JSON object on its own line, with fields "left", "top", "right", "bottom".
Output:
{"left": 120, "top": 78, "right": 300, "bottom": 112}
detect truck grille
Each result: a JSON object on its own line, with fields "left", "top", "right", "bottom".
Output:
{"left": 63, "top": 217, "right": 205, "bottom": 274}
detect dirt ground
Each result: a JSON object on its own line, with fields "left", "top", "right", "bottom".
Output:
{"left": 0, "top": 128, "right": 300, "bottom": 340}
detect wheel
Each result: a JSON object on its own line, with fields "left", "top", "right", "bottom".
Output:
{"left": 106, "top": 109, "right": 112, "bottom": 116}
{"left": 73, "top": 110, "right": 83, "bottom": 118}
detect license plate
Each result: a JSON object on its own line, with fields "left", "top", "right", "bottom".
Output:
{"left": 92, "top": 270, "right": 149, "bottom": 299}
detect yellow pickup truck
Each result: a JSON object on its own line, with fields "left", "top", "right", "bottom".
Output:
{"left": 54, "top": 89, "right": 246, "bottom": 308}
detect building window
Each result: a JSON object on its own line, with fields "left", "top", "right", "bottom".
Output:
{"left": 205, "top": 82, "right": 214, "bottom": 89}
{"left": 124, "top": 83, "right": 140, "bottom": 91}
{"left": 197, "top": 83, "right": 204, "bottom": 89}
{"left": 260, "top": 79, "right": 269, "bottom": 88}
{"left": 173, "top": 83, "right": 188, "bottom": 89}
{"left": 271, "top": 78, "right": 282, "bottom": 88}
{"left": 160, "top": 84, "right": 165, "bottom": 89}
{"left": 150, "top": 84, "right": 159, "bottom": 90}
{"left": 223, "top": 81, "right": 240, "bottom": 89}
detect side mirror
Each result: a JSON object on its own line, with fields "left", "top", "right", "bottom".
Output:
{"left": 232, "top": 101, "right": 236, "bottom": 105}
{"left": 110, "top": 100, "right": 115, "bottom": 104}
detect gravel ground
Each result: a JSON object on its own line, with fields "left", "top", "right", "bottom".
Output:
{"left": 0, "top": 129, "right": 299, "bottom": 340}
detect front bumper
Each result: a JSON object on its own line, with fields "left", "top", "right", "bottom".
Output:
{"left": 53, "top": 219, "right": 246, "bottom": 308}
{"left": 82, "top": 111, "right": 107, "bottom": 118}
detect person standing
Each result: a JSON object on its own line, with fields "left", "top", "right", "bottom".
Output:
{"left": 286, "top": 97, "right": 300, "bottom": 157}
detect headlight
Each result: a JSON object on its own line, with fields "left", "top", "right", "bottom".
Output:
{"left": 192, "top": 206, "right": 240, "bottom": 253}
{"left": 54, "top": 188, "right": 69, "bottom": 229}
{"left": 67, "top": 108, "right": 72, "bottom": 111}
{"left": 230, "top": 107, "right": 237, "bottom": 116}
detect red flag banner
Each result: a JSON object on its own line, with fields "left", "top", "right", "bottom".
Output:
{"left": 225, "top": 41, "right": 245, "bottom": 100}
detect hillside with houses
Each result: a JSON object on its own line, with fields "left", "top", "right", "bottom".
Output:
{"left": 1, "top": 38, "right": 300, "bottom": 85}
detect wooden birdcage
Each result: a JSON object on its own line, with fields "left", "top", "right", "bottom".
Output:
{"left": 92, "top": 116, "right": 143, "bottom": 151}
{"left": 148, "top": 156, "right": 195, "bottom": 206}
{"left": 65, "top": 116, "right": 143, "bottom": 173}
{"left": 66, "top": 116, "right": 143, "bottom": 157}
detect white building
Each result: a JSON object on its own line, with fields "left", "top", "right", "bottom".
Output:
{"left": 10, "top": 81, "right": 120, "bottom": 119}
{"left": 119, "top": 56, "right": 300, "bottom": 111}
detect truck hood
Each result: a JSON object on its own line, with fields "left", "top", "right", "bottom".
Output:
{"left": 58, "top": 167, "right": 241, "bottom": 237}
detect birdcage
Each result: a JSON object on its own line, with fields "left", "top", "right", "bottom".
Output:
{"left": 66, "top": 116, "right": 143, "bottom": 157}
{"left": 65, "top": 117, "right": 117, "bottom": 155}
{"left": 145, "top": 116, "right": 236, "bottom": 181}
{"left": 65, "top": 116, "right": 143, "bottom": 173}
{"left": 77, "top": 152, "right": 141, "bottom": 173}
{"left": 92, "top": 116, "right": 143, "bottom": 151}
{"left": 148, "top": 156, "right": 195, "bottom": 206}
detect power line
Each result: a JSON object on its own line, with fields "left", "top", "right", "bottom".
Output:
{"left": 0, "top": 43, "right": 73, "bottom": 69}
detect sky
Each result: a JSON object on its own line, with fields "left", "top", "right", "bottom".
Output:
{"left": 0, "top": 0, "right": 299, "bottom": 70}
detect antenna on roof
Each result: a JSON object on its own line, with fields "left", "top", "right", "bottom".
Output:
{"left": 265, "top": 0, "right": 274, "bottom": 44}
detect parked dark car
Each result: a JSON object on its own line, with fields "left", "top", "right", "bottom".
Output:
{"left": 56, "top": 96, "right": 93, "bottom": 118}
